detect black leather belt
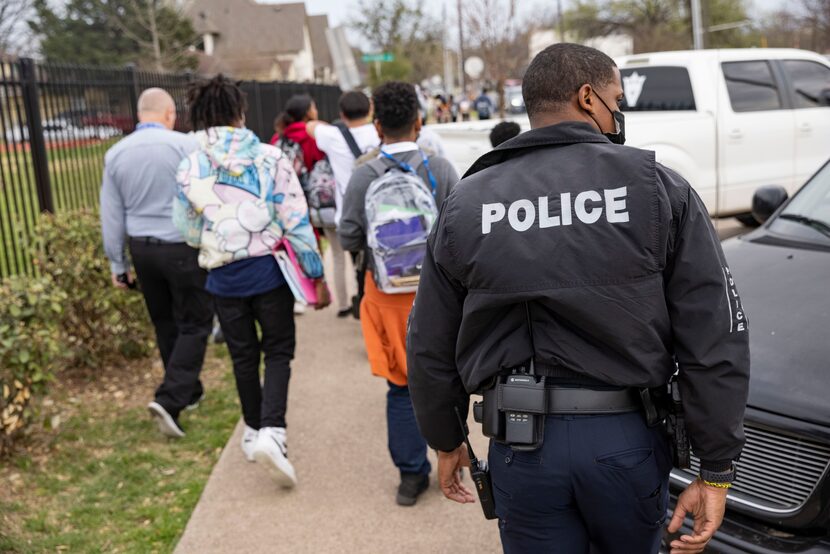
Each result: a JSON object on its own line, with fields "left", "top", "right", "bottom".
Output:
{"left": 544, "top": 387, "right": 641, "bottom": 415}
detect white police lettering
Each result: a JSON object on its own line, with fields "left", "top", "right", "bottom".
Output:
{"left": 508, "top": 199, "right": 535, "bottom": 232}
{"left": 722, "top": 266, "right": 747, "bottom": 333}
{"left": 482, "top": 188, "right": 630, "bottom": 235}
{"left": 574, "top": 191, "right": 603, "bottom": 224}
{"left": 482, "top": 203, "right": 506, "bottom": 234}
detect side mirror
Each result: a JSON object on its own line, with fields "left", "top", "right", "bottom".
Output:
{"left": 752, "top": 185, "right": 789, "bottom": 224}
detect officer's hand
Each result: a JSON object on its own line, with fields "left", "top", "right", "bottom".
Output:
{"left": 437, "top": 445, "right": 476, "bottom": 505}
{"left": 667, "top": 478, "right": 729, "bottom": 553}
{"left": 313, "top": 279, "right": 331, "bottom": 310}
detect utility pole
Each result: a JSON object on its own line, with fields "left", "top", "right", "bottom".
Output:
{"left": 457, "top": 0, "right": 466, "bottom": 93}
{"left": 557, "top": 0, "right": 565, "bottom": 42}
{"left": 443, "top": 2, "right": 453, "bottom": 92}
{"left": 691, "top": 0, "right": 704, "bottom": 50}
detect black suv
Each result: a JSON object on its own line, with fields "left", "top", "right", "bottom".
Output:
{"left": 666, "top": 161, "right": 830, "bottom": 552}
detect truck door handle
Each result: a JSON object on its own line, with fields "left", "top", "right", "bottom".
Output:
{"left": 728, "top": 129, "right": 743, "bottom": 140}
{"left": 798, "top": 123, "right": 812, "bottom": 134}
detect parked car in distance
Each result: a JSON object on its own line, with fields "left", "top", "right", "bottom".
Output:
{"left": 42, "top": 118, "right": 121, "bottom": 141}
{"left": 665, "top": 159, "right": 830, "bottom": 552}
{"left": 617, "top": 48, "right": 830, "bottom": 223}
{"left": 504, "top": 85, "right": 526, "bottom": 114}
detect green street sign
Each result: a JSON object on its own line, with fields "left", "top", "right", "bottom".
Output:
{"left": 362, "top": 52, "right": 395, "bottom": 63}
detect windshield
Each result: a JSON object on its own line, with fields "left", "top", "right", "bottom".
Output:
{"left": 769, "top": 162, "right": 830, "bottom": 244}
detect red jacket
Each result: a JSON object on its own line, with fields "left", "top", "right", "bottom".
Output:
{"left": 281, "top": 122, "right": 325, "bottom": 171}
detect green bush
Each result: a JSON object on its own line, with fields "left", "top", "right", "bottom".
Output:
{"left": 0, "top": 277, "right": 65, "bottom": 455}
{"left": 35, "top": 210, "right": 154, "bottom": 368}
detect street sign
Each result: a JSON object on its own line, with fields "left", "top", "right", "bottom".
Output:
{"left": 362, "top": 53, "right": 395, "bottom": 63}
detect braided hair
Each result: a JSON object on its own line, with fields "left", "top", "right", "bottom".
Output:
{"left": 187, "top": 74, "right": 248, "bottom": 130}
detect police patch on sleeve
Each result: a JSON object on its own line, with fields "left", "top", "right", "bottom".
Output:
{"left": 723, "top": 266, "right": 747, "bottom": 333}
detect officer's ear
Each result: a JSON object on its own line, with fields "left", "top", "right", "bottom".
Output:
{"left": 577, "top": 84, "right": 596, "bottom": 115}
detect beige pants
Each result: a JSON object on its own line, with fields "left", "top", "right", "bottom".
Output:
{"left": 322, "top": 226, "right": 349, "bottom": 311}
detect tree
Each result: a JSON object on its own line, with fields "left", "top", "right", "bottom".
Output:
{"left": 464, "top": 0, "right": 529, "bottom": 116}
{"left": 0, "top": 0, "right": 32, "bottom": 54}
{"left": 350, "top": 0, "right": 444, "bottom": 85}
{"left": 565, "top": 0, "right": 755, "bottom": 53}
{"left": 29, "top": 0, "right": 197, "bottom": 70}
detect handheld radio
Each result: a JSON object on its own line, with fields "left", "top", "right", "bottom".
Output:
{"left": 454, "top": 406, "right": 498, "bottom": 520}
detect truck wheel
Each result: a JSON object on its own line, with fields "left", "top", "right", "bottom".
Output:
{"left": 736, "top": 213, "right": 761, "bottom": 227}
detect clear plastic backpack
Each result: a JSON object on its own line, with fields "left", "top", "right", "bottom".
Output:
{"left": 365, "top": 152, "right": 439, "bottom": 294}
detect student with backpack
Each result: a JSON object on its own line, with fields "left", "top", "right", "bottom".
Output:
{"left": 174, "top": 75, "right": 330, "bottom": 488}
{"left": 307, "top": 91, "right": 380, "bottom": 318}
{"left": 338, "top": 81, "right": 459, "bottom": 506}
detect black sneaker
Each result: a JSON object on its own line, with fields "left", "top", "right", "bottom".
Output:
{"left": 396, "top": 473, "right": 429, "bottom": 506}
{"left": 336, "top": 307, "right": 352, "bottom": 318}
{"left": 147, "top": 401, "right": 185, "bottom": 438}
{"left": 184, "top": 390, "right": 205, "bottom": 411}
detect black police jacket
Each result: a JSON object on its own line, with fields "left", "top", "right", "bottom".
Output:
{"left": 407, "top": 122, "right": 750, "bottom": 467}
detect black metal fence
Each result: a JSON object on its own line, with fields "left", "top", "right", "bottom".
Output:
{"left": 0, "top": 58, "right": 341, "bottom": 279}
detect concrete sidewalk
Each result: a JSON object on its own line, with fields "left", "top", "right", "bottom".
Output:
{"left": 175, "top": 266, "right": 501, "bottom": 553}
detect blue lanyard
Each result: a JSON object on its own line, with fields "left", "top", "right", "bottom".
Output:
{"left": 380, "top": 149, "right": 438, "bottom": 197}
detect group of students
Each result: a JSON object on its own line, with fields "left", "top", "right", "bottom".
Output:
{"left": 105, "top": 75, "right": 518, "bottom": 505}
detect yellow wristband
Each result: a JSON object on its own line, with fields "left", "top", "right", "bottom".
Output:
{"left": 702, "top": 479, "right": 732, "bottom": 489}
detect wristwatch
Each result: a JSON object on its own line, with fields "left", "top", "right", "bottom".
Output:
{"left": 700, "top": 462, "right": 737, "bottom": 485}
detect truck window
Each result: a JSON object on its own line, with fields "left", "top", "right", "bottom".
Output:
{"left": 722, "top": 61, "right": 782, "bottom": 112}
{"left": 618, "top": 67, "right": 696, "bottom": 111}
{"left": 781, "top": 60, "right": 830, "bottom": 108}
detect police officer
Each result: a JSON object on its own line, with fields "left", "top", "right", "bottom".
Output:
{"left": 407, "top": 43, "right": 750, "bottom": 554}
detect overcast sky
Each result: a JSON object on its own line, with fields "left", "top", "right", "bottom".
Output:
{"left": 261, "top": 0, "right": 791, "bottom": 30}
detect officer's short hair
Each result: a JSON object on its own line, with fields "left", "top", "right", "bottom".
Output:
{"left": 522, "top": 43, "right": 617, "bottom": 117}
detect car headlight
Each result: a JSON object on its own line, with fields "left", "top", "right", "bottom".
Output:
{"left": 510, "top": 97, "right": 523, "bottom": 107}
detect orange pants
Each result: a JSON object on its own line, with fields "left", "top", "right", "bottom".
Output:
{"left": 359, "top": 271, "right": 415, "bottom": 387}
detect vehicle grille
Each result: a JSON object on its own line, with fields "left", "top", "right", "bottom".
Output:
{"left": 683, "top": 423, "right": 830, "bottom": 511}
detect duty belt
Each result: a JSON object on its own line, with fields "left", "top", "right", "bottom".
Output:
{"left": 498, "top": 385, "right": 641, "bottom": 415}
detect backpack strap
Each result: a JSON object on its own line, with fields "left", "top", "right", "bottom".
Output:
{"left": 334, "top": 122, "right": 362, "bottom": 159}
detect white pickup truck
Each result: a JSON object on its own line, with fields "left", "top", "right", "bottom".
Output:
{"left": 431, "top": 48, "right": 830, "bottom": 222}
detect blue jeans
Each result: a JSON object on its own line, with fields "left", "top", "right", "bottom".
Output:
{"left": 489, "top": 412, "right": 671, "bottom": 554}
{"left": 386, "top": 382, "right": 431, "bottom": 476}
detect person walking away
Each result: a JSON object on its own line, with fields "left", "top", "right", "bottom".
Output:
{"left": 339, "top": 81, "right": 460, "bottom": 506}
{"left": 408, "top": 43, "right": 750, "bottom": 554}
{"left": 277, "top": 94, "right": 327, "bottom": 316}
{"left": 174, "top": 75, "right": 329, "bottom": 487}
{"left": 474, "top": 88, "right": 495, "bottom": 120}
{"left": 489, "top": 120, "right": 521, "bottom": 147}
{"left": 101, "top": 88, "right": 212, "bottom": 439}
{"left": 307, "top": 91, "right": 380, "bottom": 318}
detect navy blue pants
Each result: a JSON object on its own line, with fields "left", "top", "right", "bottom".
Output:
{"left": 489, "top": 412, "right": 671, "bottom": 554}
{"left": 387, "top": 382, "right": 431, "bottom": 476}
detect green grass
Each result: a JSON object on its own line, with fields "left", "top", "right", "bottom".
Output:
{"left": 0, "top": 346, "right": 239, "bottom": 554}
{"left": 0, "top": 139, "right": 118, "bottom": 278}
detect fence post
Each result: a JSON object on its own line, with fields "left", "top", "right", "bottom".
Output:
{"left": 125, "top": 64, "right": 140, "bottom": 129}
{"left": 19, "top": 57, "right": 54, "bottom": 214}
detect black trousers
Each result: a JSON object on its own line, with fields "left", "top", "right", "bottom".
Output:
{"left": 129, "top": 239, "right": 213, "bottom": 417}
{"left": 214, "top": 285, "right": 296, "bottom": 429}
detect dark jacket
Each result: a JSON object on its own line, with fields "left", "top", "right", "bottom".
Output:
{"left": 406, "top": 122, "right": 750, "bottom": 467}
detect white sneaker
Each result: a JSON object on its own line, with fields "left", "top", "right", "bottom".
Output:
{"left": 147, "top": 401, "right": 185, "bottom": 438}
{"left": 253, "top": 427, "right": 297, "bottom": 488}
{"left": 293, "top": 302, "right": 306, "bottom": 315}
{"left": 241, "top": 425, "right": 258, "bottom": 462}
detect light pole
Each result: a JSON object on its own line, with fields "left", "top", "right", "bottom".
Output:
{"left": 691, "top": 0, "right": 704, "bottom": 50}
{"left": 457, "top": 0, "right": 466, "bottom": 93}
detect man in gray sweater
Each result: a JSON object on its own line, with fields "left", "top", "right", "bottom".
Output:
{"left": 100, "top": 88, "right": 212, "bottom": 438}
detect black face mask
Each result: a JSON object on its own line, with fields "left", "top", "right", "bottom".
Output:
{"left": 589, "top": 92, "right": 626, "bottom": 145}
